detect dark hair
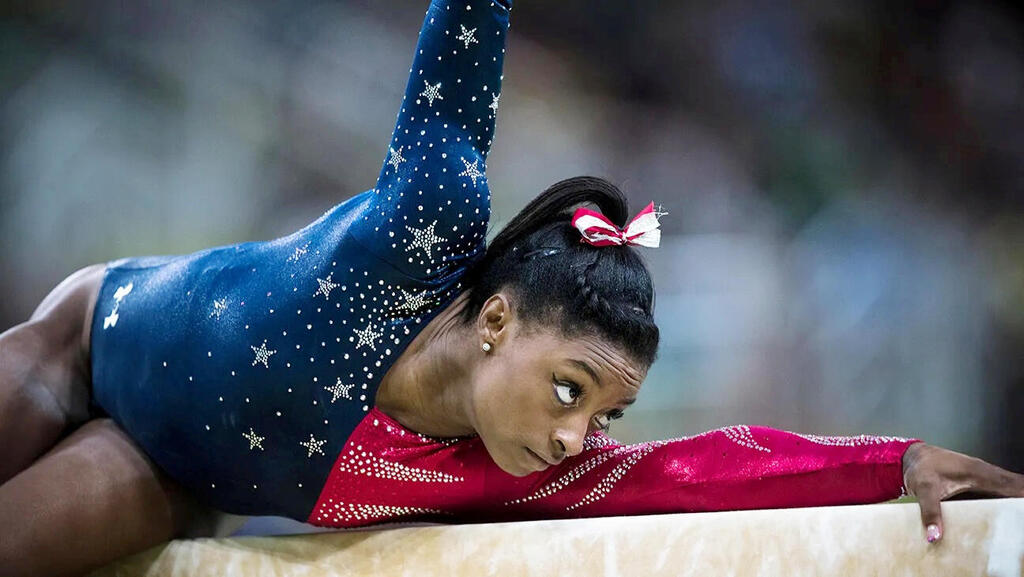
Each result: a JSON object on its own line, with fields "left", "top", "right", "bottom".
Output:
{"left": 461, "top": 176, "right": 659, "bottom": 367}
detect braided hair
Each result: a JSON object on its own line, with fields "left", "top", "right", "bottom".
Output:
{"left": 461, "top": 176, "right": 659, "bottom": 366}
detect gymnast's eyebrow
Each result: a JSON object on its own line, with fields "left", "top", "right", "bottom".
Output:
{"left": 569, "top": 359, "right": 602, "bottom": 388}
{"left": 569, "top": 359, "right": 637, "bottom": 405}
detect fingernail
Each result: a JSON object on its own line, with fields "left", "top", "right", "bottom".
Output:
{"left": 926, "top": 524, "right": 941, "bottom": 543}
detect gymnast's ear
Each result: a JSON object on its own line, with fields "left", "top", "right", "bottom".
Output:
{"left": 476, "top": 292, "right": 513, "bottom": 349}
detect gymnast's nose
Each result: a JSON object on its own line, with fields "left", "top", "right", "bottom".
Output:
{"left": 551, "top": 421, "right": 586, "bottom": 461}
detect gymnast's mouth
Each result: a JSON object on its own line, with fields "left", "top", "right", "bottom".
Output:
{"left": 525, "top": 447, "right": 556, "bottom": 468}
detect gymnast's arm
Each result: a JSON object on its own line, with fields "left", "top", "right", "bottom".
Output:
{"left": 349, "top": 0, "right": 512, "bottom": 280}
{"left": 499, "top": 427, "right": 919, "bottom": 519}
{"left": 493, "top": 427, "right": 1024, "bottom": 541}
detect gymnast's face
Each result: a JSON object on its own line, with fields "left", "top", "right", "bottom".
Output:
{"left": 470, "top": 294, "right": 645, "bottom": 477}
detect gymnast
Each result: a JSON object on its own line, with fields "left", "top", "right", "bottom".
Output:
{"left": 1, "top": 1, "right": 1022, "bottom": 575}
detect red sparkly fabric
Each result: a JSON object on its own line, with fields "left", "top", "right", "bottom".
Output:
{"left": 308, "top": 408, "right": 920, "bottom": 527}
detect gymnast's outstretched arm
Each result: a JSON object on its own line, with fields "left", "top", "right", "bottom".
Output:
{"left": 480, "top": 427, "right": 1022, "bottom": 542}
{"left": 313, "top": 411, "right": 918, "bottom": 526}
{"left": 499, "top": 427, "right": 919, "bottom": 517}
{"left": 349, "top": 0, "right": 511, "bottom": 280}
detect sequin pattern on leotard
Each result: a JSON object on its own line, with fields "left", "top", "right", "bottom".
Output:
{"left": 89, "top": 0, "right": 511, "bottom": 521}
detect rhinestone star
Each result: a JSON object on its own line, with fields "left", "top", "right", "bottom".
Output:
{"left": 242, "top": 427, "right": 265, "bottom": 451}
{"left": 314, "top": 273, "right": 340, "bottom": 300}
{"left": 396, "top": 288, "right": 433, "bottom": 313}
{"left": 419, "top": 80, "right": 443, "bottom": 107}
{"left": 488, "top": 92, "right": 500, "bottom": 115}
{"left": 405, "top": 220, "right": 445, "bottom": 260}
{"left": 353, "top": 322, "right": 383, "bottom": 351}
{"left": 250, "top": 340, "right": 277, "bottom": 368}
{"left": 456, "top": 25, "right": 478, "bottom": 49}
{"left": 210, "top": 297, "right": 228, "bottom": 319}
{"left": 459, "top": 158, "right": 485, "bottom": 187}
{"left": 325, "top": 378, "right": 355, "bottom": 403}
{"left": 387, "top": 145, "right": 406, "bottom": 171}
{"left": 299, "top": 434, "right": 327, "bottom": 458}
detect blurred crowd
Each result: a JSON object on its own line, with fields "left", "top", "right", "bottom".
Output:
{"left": 2, "top": 0, "right": 1022, "bottom": 477}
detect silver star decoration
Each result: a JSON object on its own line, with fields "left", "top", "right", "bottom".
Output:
{"left": 210, "top": 297, "right": 228, "bottom": 319}
{"left": 325, "top": 378, "right": 355, "bottom": 403}
{"left": 242, "top": 427, "right": 265, "bottom": 451}
{"left": 456, "top": 25, "right": 478, "bottom": 49}
{"left": 299, "top": 434, "right": 327, "bottom": 458}
{"left": 387, "top": 145, "right": 406, "bottom": 171}
{"left": 419, "top": 80, "right": 443, "bottom": 107}
{"left": 287, "top": 243, "right": 310, "bottom": 263}
{"left": 314, "top": 273, "right": 339, "bottom": 300}
{"left": 404, "top": 220, "right": 446, "bottom": 260}
{"left": 654, "top": 204, "right": 669, "bottom": 220}
{"left": 353, "top": 322, "right": 383, "bottom": 351}
{"left": 488, "top": 92, "right": 500, "bottom": 115}
{"left": 250, "top": 340, "right": 277, "bottom": 368}
{"left": 396, "top": 288, "right": 433, "bottom": 313}
{"left": 459, "top": 157, "right": 485, "bottom": 187}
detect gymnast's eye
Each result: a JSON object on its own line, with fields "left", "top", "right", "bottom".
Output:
{"left": 593, "top": 409, "right": 624, "bottom": 432}
{"left": 552, "top": 375, "right": 581, "bottom": 406}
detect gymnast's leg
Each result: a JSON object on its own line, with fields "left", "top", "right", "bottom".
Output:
{"left": 0, "top": 263, "right": 105, "bottom": 485}
{"left": 0, "top": 418, "right": 216, "bottom": 577}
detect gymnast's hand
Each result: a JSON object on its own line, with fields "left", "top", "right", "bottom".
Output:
{"left": 902, "top": 442, "right": 1024, "bottom": 543}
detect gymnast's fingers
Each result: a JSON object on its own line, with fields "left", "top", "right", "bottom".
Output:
{"left": 914, "top": 483, "right": 945, "bottom": 544}
{"left": 905, "top": 445, "right": 1024, "bottom": 543}
{"left": 903, "top": 443, "right": 961, "bottom": 543}
{"left": 964, "top": 457, "right": 1024, "bottom": 497}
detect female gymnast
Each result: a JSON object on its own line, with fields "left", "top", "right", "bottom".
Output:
{"left": 2, "top": 1, "right": 1022, "bottom": 575}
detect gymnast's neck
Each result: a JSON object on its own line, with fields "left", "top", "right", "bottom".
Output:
{"left": 374, "top": 291, "right": 479, "bottom": 438}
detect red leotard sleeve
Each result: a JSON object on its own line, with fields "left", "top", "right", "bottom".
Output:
{"left": 308, "top": 409, "right": 920, "bottom": 527}
{"left": 495, "top": 426, "right": 920, "bottom": 521}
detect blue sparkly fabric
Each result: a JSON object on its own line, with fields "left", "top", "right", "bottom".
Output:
{"left": 90, "top": 0, "right": 510, "bottom": 520}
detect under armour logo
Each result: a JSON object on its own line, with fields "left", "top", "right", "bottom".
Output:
{"left": 103, "top": 282, "right": 133, "bottom": 329}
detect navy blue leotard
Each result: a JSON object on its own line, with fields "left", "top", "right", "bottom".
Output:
{"left": 90, "top": 0, "right": 510, "bottom": 521}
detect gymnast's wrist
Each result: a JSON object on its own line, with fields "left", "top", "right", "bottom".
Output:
{"left": 901, "top": 441, "right": 928, "bottom": 496}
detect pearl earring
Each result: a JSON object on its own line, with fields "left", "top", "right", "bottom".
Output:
{"left": 482, "top": 342, "right": 492, "bottom": 353}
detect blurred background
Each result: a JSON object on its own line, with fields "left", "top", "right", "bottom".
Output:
{"left": 2, "top": 0, "right": 1022, "bottom": 529}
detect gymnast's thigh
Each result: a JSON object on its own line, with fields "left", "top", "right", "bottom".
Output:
{"left": 0, "top": 418, "right": 223, "bottom": 577}
{"left": 0, "top": 263, "right": 107, "bottom": 484}
{"left": 21, "top": 261, "right": 106, "bottom": 423}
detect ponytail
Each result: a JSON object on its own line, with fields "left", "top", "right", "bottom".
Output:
{"left": 462, "top": 176, "right": 659, "bottom": 366}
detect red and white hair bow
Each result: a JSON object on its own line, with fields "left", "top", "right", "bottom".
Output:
{"left": 570, "top": 202, "right": 663, "bottom": 248}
